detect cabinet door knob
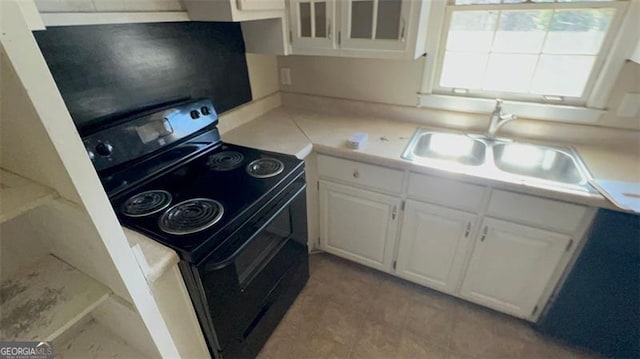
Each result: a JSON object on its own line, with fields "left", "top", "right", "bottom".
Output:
{"left": 353, "top": 170, "right": 359, "bottom": 178}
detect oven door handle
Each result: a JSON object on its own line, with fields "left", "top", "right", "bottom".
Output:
{"left": 204, "top": 183, "right": 306, "bottom": 270}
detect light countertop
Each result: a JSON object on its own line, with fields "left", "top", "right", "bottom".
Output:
{"left": 572, "top": 145, "right": 640, "bottom": 184}
{"left": 127, "top": 105, "right": 639, "bottom": 280}
{"left": 123, "top": 227, "right": 179, "bottom": 284}
{"left": 223, "top": 108, "right": 313, "bottom": 159}
{"left": 225, "top": 106, "right": 640, "bottom": 210}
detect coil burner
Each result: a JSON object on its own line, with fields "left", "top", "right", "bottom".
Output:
{"left": 207, "top": 151, "right": 244, "bottom": 171}
{"left": 246, "top": 158, "right": 284, "bottom": 179}
{"left": 121, "top": 190, "right": 172, "bottom": 217}
{"left": 158, "top": 198, "right": 224, "bottom": 235}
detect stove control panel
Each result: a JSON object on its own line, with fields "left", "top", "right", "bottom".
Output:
{"left": 83, "top": 99, "right": 219, "bottom": 172}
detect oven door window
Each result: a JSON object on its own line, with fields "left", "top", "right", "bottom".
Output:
{"left": 234, "top": 207, "right": 292, "bottom": 288}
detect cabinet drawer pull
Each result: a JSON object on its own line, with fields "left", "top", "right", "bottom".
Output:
{"left": 327, "top": 20, "right": 332, "bottom": 40}
{"left": 392, "top": 205, "right": 397, "bottom": 220}
{"left": 353, "top": 170, "right": 359, "bottom": 178}
{"left": 480, "top": 225, "right": 488, "bottom": 242}
{"left": 400, "top": 18, "right": 406, "bottom": 42}
{"left": 464, "top": 222, "right": 471, "bottom": 238}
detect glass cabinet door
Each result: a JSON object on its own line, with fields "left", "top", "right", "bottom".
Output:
{"left": 290, "top": 0, "right": 336, "bottom": 50}
{"left": 341, "top": 0, "right": 411, "bottom": 51}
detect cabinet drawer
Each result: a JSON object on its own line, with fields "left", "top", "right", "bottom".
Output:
{"left": 487, "top": 190, "right": 588, "bottom": 233}
{"left": 407, "top": 172, "right": 486, "bottom": 212}
{"left": 317, "top": 155, "right": 404, "bottom": 194}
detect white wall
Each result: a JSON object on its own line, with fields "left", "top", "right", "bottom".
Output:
{"left": 246, "top": 53, "right": 279, "bottom": 100}
{"left": 597, "top": 61, "right": 640, "bottom": 129}
{"left": 278, "top": 55, "right": 424, "bottom": 107}
{"left": 1, "top": 52, "right": 81, "bottom": 202}
{"left": 216, "top": 53, "right": 282, "bottom": 134}
{"left": 277, "top": 55, "right": 640, "bottom": 131}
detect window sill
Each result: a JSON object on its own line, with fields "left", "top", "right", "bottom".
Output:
{"left": 417, "top": 94, "right": 606, "bottom": 124}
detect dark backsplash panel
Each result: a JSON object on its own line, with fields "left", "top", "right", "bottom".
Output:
{"left": 34, "top": 22, "right": 252, "bottom": 133}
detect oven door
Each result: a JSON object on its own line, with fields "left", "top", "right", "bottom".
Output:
{"left": 191, "top": 174, "right": 308, "bottom": 355}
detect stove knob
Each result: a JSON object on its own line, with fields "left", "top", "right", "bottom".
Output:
{"left": 201, "top": 106, "right": 211, "bottom": 116}
{"left": 190, "top": 110, "right": 200, "bottom": 119}
{"left": 95, "top": 142, "right": 113, "bottom": 156}
{"left": 87, "top": 150, "right": 95, "bottom": 161}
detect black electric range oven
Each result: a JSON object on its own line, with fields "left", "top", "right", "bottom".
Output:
{"left": 83, "top": 99, "right": 309, "bottom": 359}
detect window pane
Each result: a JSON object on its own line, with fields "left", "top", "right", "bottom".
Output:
{"left": 315, "top": 2, "right": 326, "bottom": 38}
{"left": 376, "top": 0, "right": 402, "bottom": 40}
{"left": 299, "top": 2, "right": 311, "bottom": 37}
{"left": 440, "top": 52, "right": 489, "bottom": 89}
{"left": 531, "top": 55, "right": 595, "bottom": 96}
{"left": 448, "top": 11, "right": 498, "bottom": 51}
{"left": 543, "top": 8, "right": 615, "bottom": 54}
{"left": 351, "top": 0, "right": 374, "bottom": 39}
{"left": 492, "top": 10, "right": 551, "bottom": 53}
{"left": 483, "top": 54, "right": 538, "bottom": 92}
{"left": 440, "top": 5, "right": 613, "bottom": 99}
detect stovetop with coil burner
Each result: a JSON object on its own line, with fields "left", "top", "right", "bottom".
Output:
{"left": 84, "top": 98, "right": 305, "bottom": 263}
{"left": 111, "top": 142, "right": 304, "bottom": 263}
{"left": 87, "top": 98, "right": 309, "bottom": 359}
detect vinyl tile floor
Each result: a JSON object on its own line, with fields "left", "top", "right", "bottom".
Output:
{"left": 258, "top": 253, "right": 599, "bottom": 359}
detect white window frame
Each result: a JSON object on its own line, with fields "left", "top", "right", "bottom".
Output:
{"left": 418, "top": 0, "right": 640, "bottom": 124}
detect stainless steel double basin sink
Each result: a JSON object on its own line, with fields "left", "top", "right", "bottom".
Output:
{"left": 401, "top": 129, "right": 594, "bottom": 193}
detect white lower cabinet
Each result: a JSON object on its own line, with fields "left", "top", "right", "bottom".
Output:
{"left": 319, "top": 180, "right": 400, "bottom": 272}
{"left": 396, "top": 200, "right": 476, "bottom": 294}
{"left": 460, "top": 218, "right": 572, "bottom": 319}
{"left": 316, "top": 157, "right": 590, "bottom": 321}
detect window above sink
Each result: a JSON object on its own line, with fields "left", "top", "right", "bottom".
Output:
{"left": 436, "top": 0, "right": 623, "bottom": 105}
{"left": 418, "top": 0, "right": 639, "bottom": 124}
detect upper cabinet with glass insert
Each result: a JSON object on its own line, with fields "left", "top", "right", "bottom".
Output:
{"left": 290, "top": 0, "right": 337, "bottom": 50}
{"left": 289, "top": 0, "right": 432, "bottom": 59}
{"left": 340, "top": 0, "right": 410, "bottom": 51}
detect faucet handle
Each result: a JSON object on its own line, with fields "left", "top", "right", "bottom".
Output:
{"left": 495, "top": 98, "right": 504, "bottom": 109}
{"left": 501, "top": 113, "right": 517, "bottom": 122}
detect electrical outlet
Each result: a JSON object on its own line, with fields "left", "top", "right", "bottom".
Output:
{"left": 280, "top": 68, "right": 292, "bottom": 86}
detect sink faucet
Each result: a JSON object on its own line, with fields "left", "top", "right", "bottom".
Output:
{"left": 486, "top": 99, "right": 516, "bottom": 140}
